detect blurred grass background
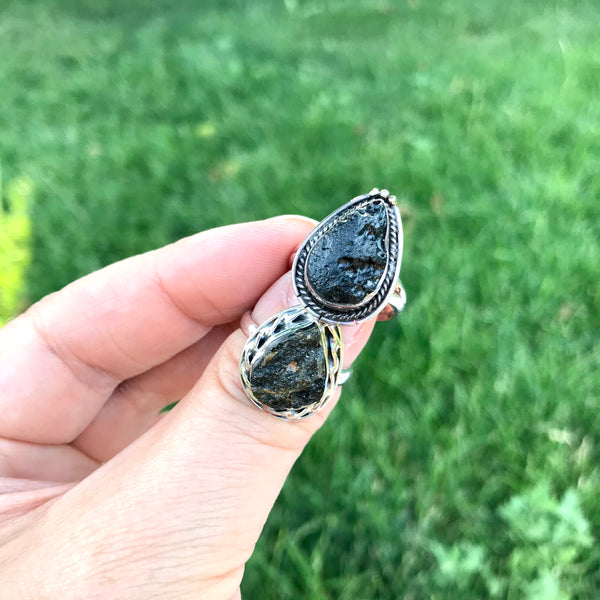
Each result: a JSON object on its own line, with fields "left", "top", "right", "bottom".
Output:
{"left": 1, "top": 0, "right": 599, "bottom": 597}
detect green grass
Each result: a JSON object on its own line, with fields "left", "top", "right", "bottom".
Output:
{"left": 1, "top": 0, "right": 600, "bottom": 597}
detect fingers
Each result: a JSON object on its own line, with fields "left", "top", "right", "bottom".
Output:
{"left": 72, "top": 324, "right": 236, "bottom": 462}
{"left": 73, "top": 272, "right": 372, "bottom": 465}
{"left": 17, "top": 272, "right": 377, "bottom": 598}
{"left": 0, "top": 216, "right": 316, "bottom": 445}
{"left": 0, "top": 482, "right": 75, "bottom": 522}
{"left": 0, "top": 438, "right": 98, "bottom": 482}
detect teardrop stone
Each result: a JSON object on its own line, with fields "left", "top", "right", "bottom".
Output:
{"left": 305, "top": 200, "right": 389, "bottom": 306}
{"left": 249, "top": 322, "right": 327, "bottom": 412}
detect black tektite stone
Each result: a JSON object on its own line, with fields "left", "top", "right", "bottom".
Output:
{"left": 249, "top": 323, "right": 327, "bottom": 412}
{"left": 306, "top": 200, "right": 388, "bottom": 306}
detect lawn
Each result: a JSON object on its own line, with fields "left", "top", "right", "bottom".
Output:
{"left": 1, "top": 0, "right": 599, "bottom": 597}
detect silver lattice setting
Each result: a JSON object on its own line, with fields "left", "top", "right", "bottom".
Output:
{"left": 240, "top": 306, "right": 343, "bottom": 420}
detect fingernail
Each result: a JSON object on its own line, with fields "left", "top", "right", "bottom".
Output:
{"left": 251, "top": 272, "right": 296, "bottom": 325}
{"left": 266, "top": 214, "right": 318, "bottom": 228}
{"left": 250, "top": 272, "right": 376, "bottom": 368}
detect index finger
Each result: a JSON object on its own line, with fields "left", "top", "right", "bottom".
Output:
{"left": 0, "top": 216, "right": 315, "bottom": 444}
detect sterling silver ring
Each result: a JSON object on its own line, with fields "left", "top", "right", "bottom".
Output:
{"left": 239, "top": 188, "right": 405, "bottom": 421}
{"left": 240, "top": 306, "right": 343, "bottom": 420}
{"left": 293, "top": 188, "right": 402, "bottom": 324}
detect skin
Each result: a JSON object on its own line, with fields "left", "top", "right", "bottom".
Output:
{"left": 0, "top": 216, "right": 376, "bottom": 599}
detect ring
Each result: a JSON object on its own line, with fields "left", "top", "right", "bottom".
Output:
{"left": 293, "top": 188, "right": 402, "bottom": 324}
{"left": 240, "top": 306, "right": 344, "bottom": 420}
{"left": 239, "top": 188, "right": 404, "bottom": 420}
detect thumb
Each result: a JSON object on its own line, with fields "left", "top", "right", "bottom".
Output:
{"left": 12, "top": 273, "right": 376, "bottom": 600}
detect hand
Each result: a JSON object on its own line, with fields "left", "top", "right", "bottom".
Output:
{"left": 0, "top": 216, "right": 375, "bottom": 599}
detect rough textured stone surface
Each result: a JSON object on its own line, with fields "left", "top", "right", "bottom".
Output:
{"left": 249, "top": 323, "right": 327, "bottom": 411}
{"left": 305, "top": 200, "right": 388, "bottom": 306}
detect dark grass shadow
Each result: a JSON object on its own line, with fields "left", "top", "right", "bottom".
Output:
{"left": 1, "top": 0, "right": 251, "bottom": 24}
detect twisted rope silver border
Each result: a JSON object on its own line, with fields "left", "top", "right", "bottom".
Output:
{"left": 239, "top": 306, "right": 344, "bottom": 421}
{"left": 292, "top": 189, "right": 402, "bottom": 324}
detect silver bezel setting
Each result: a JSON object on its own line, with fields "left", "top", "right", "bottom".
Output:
{"left": 292, "top": 188, "right": 403, "bottom": 324}
{"left": 239, "top": 306, "right": 344, "bottom": 420}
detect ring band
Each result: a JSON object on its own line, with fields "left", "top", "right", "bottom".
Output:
{"left": 240, "top": 310, "right": 259, "bottom": 337}
{"left": 337, "top": 369, "right": 352, "bottom": 385}
{"left": 376, "top": 283, "right": 407, "bottom": 321}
